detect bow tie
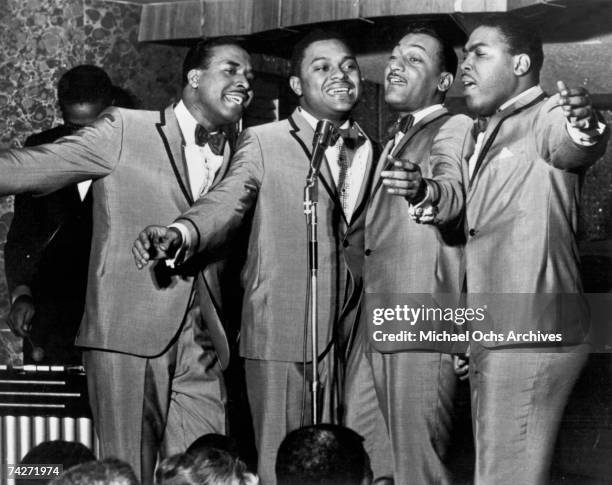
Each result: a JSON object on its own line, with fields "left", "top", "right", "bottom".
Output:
{"left": 386, "top": 114, "right": 414, "bottom": 141}
{"left": 195, "top": 125, "right": 226, "bottom": 155}
{"left": 471, "top": 116, "right": 489, "bottom": 139}
{"left": 329, "top": 124, "right": 365, "bottom": 149}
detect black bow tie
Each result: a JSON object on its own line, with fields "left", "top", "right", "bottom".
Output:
{"left": 386, "top": 114, "right": 414, "bottom": 141}
{"left": 195, "top": 125, "right": 226, "bottom": 155}
{"left": 329, "top": 124, "right": 365, "bottom": 149}
{"left": 472, "top": 116, "right": 489, "bottom": 139}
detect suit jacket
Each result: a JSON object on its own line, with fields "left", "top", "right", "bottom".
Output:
{"left": 364, "top": 108, "right": 472, "bottom": 353}
{"left": 4, "top": 125, "right": 93, "bottom": 363}
{"left": 176, "top": 108, "right": 377, "bottom": 362}
{"left": 0, "top": 106, "right": 232, "bottom": 366}
{"left": 464, "top": 87, "right": 608, "bottom": 346}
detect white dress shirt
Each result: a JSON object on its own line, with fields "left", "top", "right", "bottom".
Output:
{"left": 298, "top": 107, "right": 371, "bottom": 221}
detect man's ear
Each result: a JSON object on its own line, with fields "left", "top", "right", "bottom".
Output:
{"left": 513, "top": 54, "right": 531, "bottom": 77}
{"left": 437, "top": 72, "right": 454, "bottom": 94}
{"left": 289, "top": 76, "right": 303, "bottom": 97}
{"left": 187, "top": 68, "right": 201, "bottom": 88}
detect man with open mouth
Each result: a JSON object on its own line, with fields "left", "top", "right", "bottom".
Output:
{"left": 0, "top": 38, "right": 253, "bottom": 484}
{"left": 358, "top": 24, "right": 472, "bottom": 485}
{"left": 132, "top": 30, "right": 392, "bottom": 485}
{"left": 460, "top": 15, "right": 607, "bottom": 485}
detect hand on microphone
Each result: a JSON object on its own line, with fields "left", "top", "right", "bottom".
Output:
{"left": 7, "top": 295, "right": 35, "bottom": 338}
{"left": 381, "top": 156, "right": 427, "bottom": 203}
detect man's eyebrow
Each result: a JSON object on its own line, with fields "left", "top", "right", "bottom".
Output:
{"left": 401, "top": 43, "right": 427, "bottom": 53}
{"left": 463, "top": 42, "right": 487, "bottom": 53}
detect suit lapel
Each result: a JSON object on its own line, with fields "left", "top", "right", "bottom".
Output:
{"left": 288, "top": 110, "right": 338, "bottom": 205}
{"left": 156, "top": 105, "right": 193, "bottom": 205}
{"left": 348, "top": 122, "right": 376, "bottom": 226}
{"left": 469, "top": 86, "right": 546, "bottom": 185}
{"left": 210, "top": 124, "right": 237, "bottom": 190}
{"left": 371, "top": 107, "right": 450, "bottom": 200}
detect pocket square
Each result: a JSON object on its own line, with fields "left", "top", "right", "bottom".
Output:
{"left": 497, "top": 147, "right": 515, "bottom": 160}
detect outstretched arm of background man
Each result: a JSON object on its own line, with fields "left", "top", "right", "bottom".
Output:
{"left": 133, "top": 128, "right": 263, "bottom": 268}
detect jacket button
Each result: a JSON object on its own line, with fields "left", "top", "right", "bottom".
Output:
{"left": 343, "top": 240, "right": 349, "bottom": 248}
{"left": 469, "top": 229, "right": 477, "bottom": 237}
{"left": 365, "top": 249, "right": 372, "bottom": 256}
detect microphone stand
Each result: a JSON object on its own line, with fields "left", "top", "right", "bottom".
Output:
{"left": 303, "top": 119, "right": 334, "bottom": 425}
{"left": 304, "top": 165, "right": 320, "bottom": 424}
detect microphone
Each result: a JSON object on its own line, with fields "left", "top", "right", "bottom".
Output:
{"left": 307, "top": 119, "right": 335, "bottom": 184}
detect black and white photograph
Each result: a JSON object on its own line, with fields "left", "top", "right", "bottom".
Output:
{"left": 0, "top": 0, "right": 611, "bottom": 483}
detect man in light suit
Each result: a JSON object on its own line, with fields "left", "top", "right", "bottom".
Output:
{"left": 349, "top": 25, "right": 472, "bottom": 484}
{"left": 133, "top": 31, "right": 391, "bottom": 485}
{"left": 0, "top": 38, "right": 253, "bottom": 484}
{"left": 458, "top": 16, "right": 608, "bottom": 484}
{"left": 5, "top": 65, "right": 113, "bottom": 365}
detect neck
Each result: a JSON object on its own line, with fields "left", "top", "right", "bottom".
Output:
{"left": 182, "top": 93, "right": 219, "bottom": 131}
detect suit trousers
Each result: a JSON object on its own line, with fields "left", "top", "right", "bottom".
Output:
{"left": 245, "top": 356, "right": 336, "bottom": 485}
{"left": 83, "top": 306, "right": 226, "bottom": 485}
{"left": 469, "top": 344, "right": 588, "bottom": 485}
{"left": 367, "top": 348, "right": 457, "bottom": 485}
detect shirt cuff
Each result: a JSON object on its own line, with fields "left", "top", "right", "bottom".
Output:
{"left": 11, "top": 285, "right": 32, "bottom": 304}
{"left": 166, "top": 222, "right": 191, "bottom": 268}
{"left": 566, "top": 119, "right": 606, "bottom": 146}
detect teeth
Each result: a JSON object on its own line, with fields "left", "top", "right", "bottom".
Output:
{"left": 329, "top": 88, "right": 349, "bottom": 95}
{"left": 225, "top": 94, "right": 243, "bottom": 104}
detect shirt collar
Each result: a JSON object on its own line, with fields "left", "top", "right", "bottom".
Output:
{"left": 409, "top": 104, "right": 444, "bottom": 125}
{"left": 298, "top": 107, "right": 350, "bottom": 132}
{"left": 498, "top": 85, "right": 542, "bottom": 112}
{"left": 174, "top": 100, "right": 199, "bottom": 145}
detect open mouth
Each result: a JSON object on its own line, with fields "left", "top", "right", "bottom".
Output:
{"left": 387, "top": 74, "right": 406, "bottom": 85}
{"left": 461, "top": 76, "right": 477, "bottom": 89}
{"left": 326, "top": 85, "right": 353, "bottom": 97}
{"left": 223, "top": 92, "right": 247, "bottom": 105}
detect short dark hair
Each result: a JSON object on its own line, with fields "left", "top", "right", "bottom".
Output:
{"left": 275, "top": 424, "right": 372, "bottom": 485}
{"left": 57, "top": 65, "right": 112, "bottom": 108}
{"left": 477, "top": 14, "right": 543, "bottom": 76}
{"left": 54, "top": 458, "right": 138, "bottom": 485}
{"left": 182, "top": 37, "right": 247, "bottom": 86}
{"left": 156, "top": 449, "right": 250, "bottom": 485}
{"left": 400, "top": 24, "right": 458, "bottom": 76}
{"left": 290, "top": 30, "right": 353, "bottom": 77}
{"left": 186, "top": 433, "right": 240, "bottom": 460}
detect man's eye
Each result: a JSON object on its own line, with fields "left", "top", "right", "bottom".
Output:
{"left": 343, "top": 63, "right": 357, "bottom": 71}
{"left": 409, "top": 57, "right": 422, "bottom": 63}
{"left": 314, "top": 65, "right": 329, "bottom": 72}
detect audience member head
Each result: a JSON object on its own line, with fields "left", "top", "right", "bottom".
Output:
{"left": 155, "top": 449, "right": 257, "bottom": 485}
{"left": 53, "top": 458, "right": 138, "bottom": 485}
{"left": 181, "top": 37, "right": 253, "bottom": 131}
{"left": 57, "top": 65, "right": 113, "bottom": 126}
{"left": 186, "top": 433, "right": 240, "bottom": 460}
{"left": 275, "top": 424, "right": 373, "bottom": 485}
{"left": 111, "top": 85, "right": 138, "bottom": 109}
{"left": 385, "top": 23, "right": 458, "bottom": 113}
{"left": 17, "top": 440, "right": 95, "bottom": 485}
{"left": 461, "top": 14, "right": 543, "bottom": 116}
{"left": 289, "top": 30, "right": 361, "bottom": 124}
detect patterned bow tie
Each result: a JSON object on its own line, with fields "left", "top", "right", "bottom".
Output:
{"left": 471, "top": 116, "right": 489, "bottom": 139}
{"left": 195, "top": 125, "right": 226, "bottom": 155}
{"left": 329, "top": 124, "right": 365, "bottom": 149}
{"left": 386, "top": 114, "right": 414, "bottom": 141}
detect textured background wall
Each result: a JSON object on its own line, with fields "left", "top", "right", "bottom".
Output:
{"left": 0, "top": 0, "right": 187, "bottom": 364}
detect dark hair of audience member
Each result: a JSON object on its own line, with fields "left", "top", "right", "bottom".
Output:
{"left": 57, "top": 65, "right": 113, "bottom": 109}
{"left": 289, "top": 30, "right": 354, "bottom": 78}
{"left": 16, "top": 440, "right": 95, "bottom": 485}
{"left": 477, "top": 14, "right": 543, "bottom": 77}
{"left": 185, "top": 433, "right": 240, "bottom": 460}
{"left": 181, "top": 37, "right": 248, "bottom": 87}
{"left": 275, "top": 424, "right": 373, "bottom": 485}
{"left": 53, "top": 457, "right": 138, "bottom": 485}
